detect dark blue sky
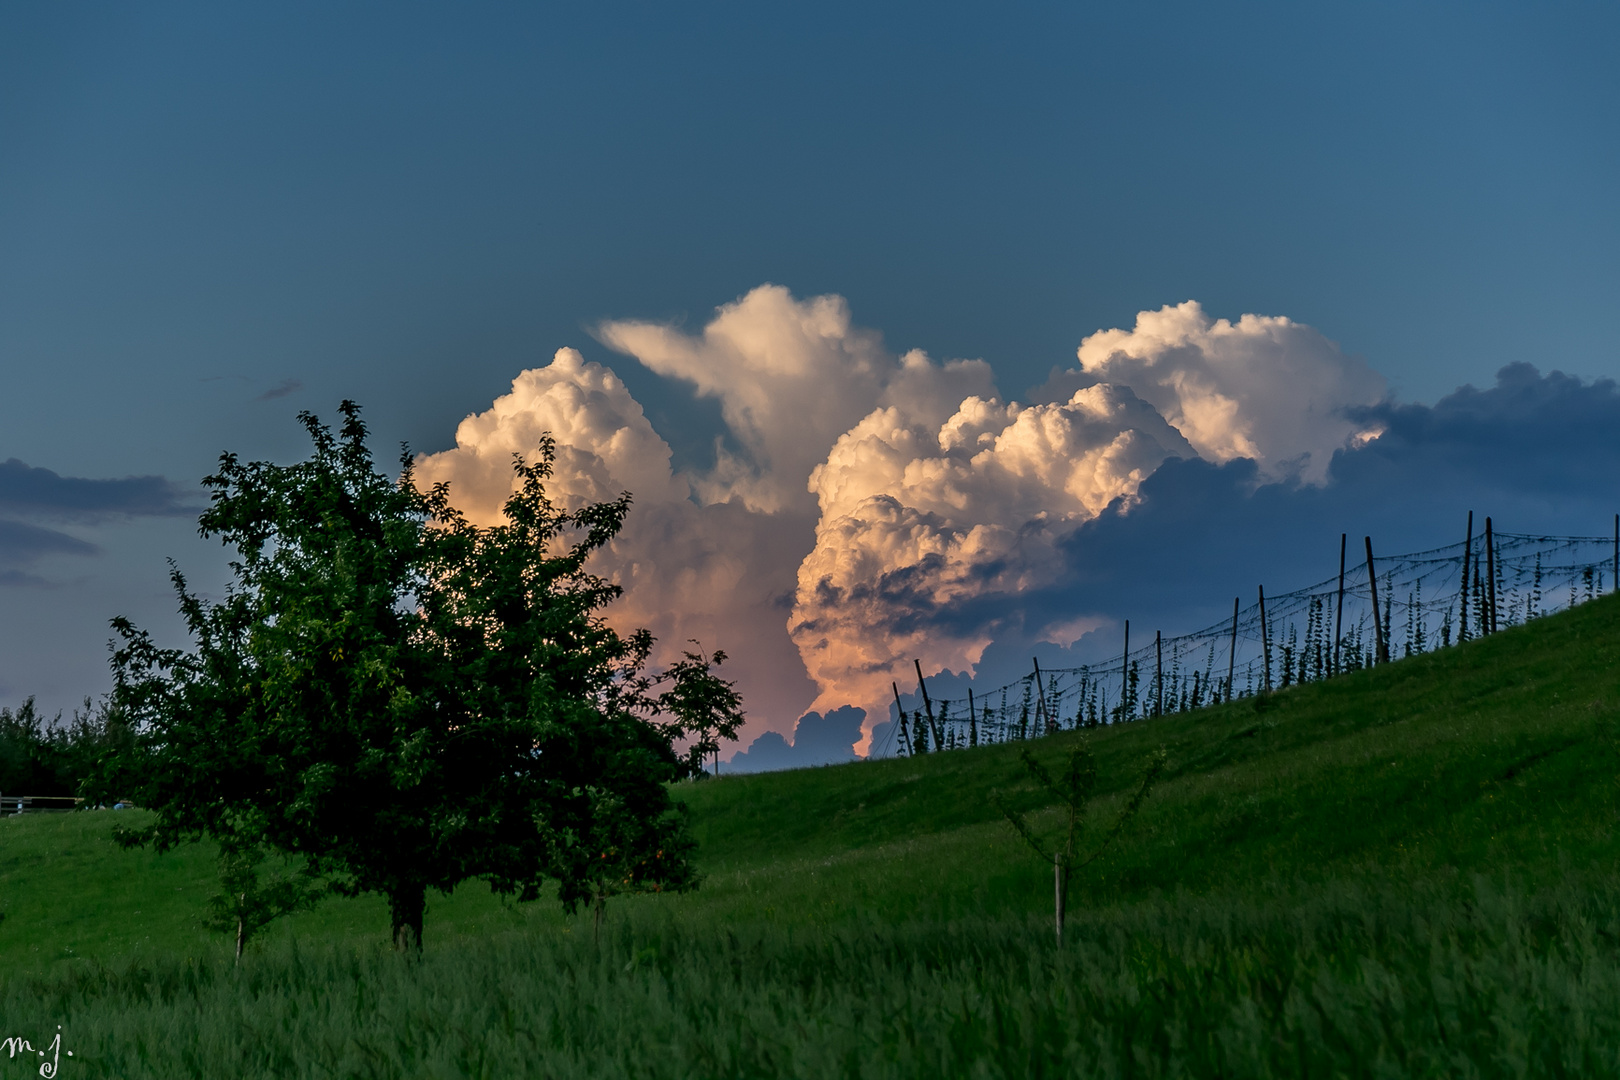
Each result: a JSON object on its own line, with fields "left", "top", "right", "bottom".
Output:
{"left": 3, "top": 1, "right": 1618, "bottom": 721}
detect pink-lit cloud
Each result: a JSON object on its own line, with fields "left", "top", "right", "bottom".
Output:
{"left": 417, "top": 287, "right": 1389, "bottom": 752}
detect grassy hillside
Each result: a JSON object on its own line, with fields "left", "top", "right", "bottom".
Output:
{"left": 1, "top": 593, "right": 1617, "bottom": 1076}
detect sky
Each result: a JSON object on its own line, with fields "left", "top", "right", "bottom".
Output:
{"left": 2, "top": 2, "right": 1618, "bottom": 765}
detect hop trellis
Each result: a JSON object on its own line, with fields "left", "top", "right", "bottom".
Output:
{"left": 878, "top": 520, "right": 1620, "bottom": 757}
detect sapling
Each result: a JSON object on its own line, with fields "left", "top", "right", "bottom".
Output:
{"left": 993, "top": 742, "right": 1167, "bottom": 944}
{"left": 655, "top": 643, "right": 746, "bottom": 778}
{"left": 549, "top": 785, "right": 697, "bottom": 944}
{"left": 203, "top": 843, "right": 323, "bottom": 962}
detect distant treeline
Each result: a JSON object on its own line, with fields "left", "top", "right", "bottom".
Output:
{"left": 0, "top": 698, "right": 130, "bottom": 799}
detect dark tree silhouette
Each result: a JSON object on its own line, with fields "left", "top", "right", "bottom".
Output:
{"left": 99, "top": 404, "right": 699, "bottom": 950}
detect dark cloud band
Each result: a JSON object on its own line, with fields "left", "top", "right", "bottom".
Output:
{"left": 0, "top": 459, "right": 195, "bottom": 520}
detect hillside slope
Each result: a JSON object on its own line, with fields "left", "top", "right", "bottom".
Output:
{"left": 1, "top": 592, "right": 1617, "bottom": 968}
{"left": 680, "top": 589, "right": 1620, "bottom": 920}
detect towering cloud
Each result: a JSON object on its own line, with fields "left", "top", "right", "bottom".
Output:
{"left": 789, "top": 382, "right": 1197, "bottom": 727}
{"left": 420, "top": 286, "right": 1407, "bottom": 753}
{"left": 1074, "top": 302, "right": 1387, "bottom": 483}
{"left": 413, "top": 347, "right": 818, "bottom": 727}
{"left": 594, "top": 285, "right": 897, "bottom": 513}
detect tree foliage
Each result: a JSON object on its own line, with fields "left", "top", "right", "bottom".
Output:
{"left": 656, "top": 645, "right": 746, "bottom": 778}
{"left": 203, "top": 843, "right": 322, "bottom": 962}
{"left": 0, "top": 697, "right": 131, "bottom": 798}
{"left": 994, "top": 742, "right": 1167, "bottom": 943}
{"left": 98, "top": 403, "right": 707, "bottom": 949}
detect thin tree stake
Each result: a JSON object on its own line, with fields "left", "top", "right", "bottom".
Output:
{"left": 914, "top": 659, "right": 942, "bottom": 747}
{"left": 891, "top": 681, "right": 911, "bottom": 757}
{"left": 1334, "top": 534, "right": 1347, "bottom": 675}
{"left": 1485, "top": 517, "right": 1497, "bottom": 635}
{"left": 1460, "top": 511, "right": 1473, "bottom": 642}
{"left": 1154, "top": 630, "right": 1163, "bottom": 717}
{"left": 1033, "top": 658, "right": 1055, "bottom": 735}
{"left": 1258, "top": 585, "right": 1271, "bottom": 691}
{"left": 1121, "top": 620, "right": 1130, "bottom": 720}
{"left": 1227, "top": 597, "right": 1239, "bottom": 702}
{"left": 1366, "top": 536, "right": 1388, "bottom": 664}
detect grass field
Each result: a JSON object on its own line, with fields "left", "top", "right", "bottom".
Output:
{"left": 1, "top": 594, "right": 1617, "bottom": 1077}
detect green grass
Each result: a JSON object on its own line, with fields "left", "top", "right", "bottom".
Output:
{"left": 2, "top": 594, "right": 1618, "bottom": 1077}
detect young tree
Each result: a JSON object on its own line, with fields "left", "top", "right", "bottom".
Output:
{"left": 203, "top": 843, "right": 322, "bottom": 962}
{"left": 98, "top": 404, "right": 698, "bottom": 950}
{"left": 547, "top": 786, "right": 697, "bottom": 942}
{"left": 655, "top": 645, "right": 746, "bottom": 777}
{"left": 994, "top": 742, "right": 1167, "bottom": 944}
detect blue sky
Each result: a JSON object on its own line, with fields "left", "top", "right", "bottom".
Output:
{"left": 3, "top": 2, "right": 1618, "bottom": 742}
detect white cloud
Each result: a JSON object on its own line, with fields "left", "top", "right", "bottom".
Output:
{"left": 790, "top": 383, "right": 1196, "bottom": 736}
{"left": 413, "top": 348, "right": 817, "bottom": 733}
{"left": 595, "top": 285, "right": 958, "bottom": 513}
{"left": 1075, "top": 301, "right": 1387, "bottom": 483}
{"left": 419, "top": 288, "right": 1390, "bottom": 756}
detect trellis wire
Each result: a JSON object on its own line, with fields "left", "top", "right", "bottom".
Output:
{"left": 878, "top": 520, "right": 1619, "bottom": 757}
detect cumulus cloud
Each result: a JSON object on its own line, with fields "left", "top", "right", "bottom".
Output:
{"left": 594, "top": 285, "right": 994, "bottom": 513}
{"left": 789, "top": 382, "right": 1197, "bottom": 731}
{"left": 415, "top": 348, "right": 687, "bottom": 522}
{"left": 936, "top": 361, "right": 1620, "bottom": 713}
{"left": 1074, "top": 301, "right": 1387, "bottom": 483}
{"left": 419, "top": 286, "right": 1421, "bottom": 757}
{"left": 726, "top": 707, "right": 864, "bottom": 773}
{"left": 413, "top": 347, "right": 818, "bottom": 730}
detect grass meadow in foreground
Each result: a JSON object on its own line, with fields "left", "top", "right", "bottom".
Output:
{"left": 0, "top": 593, "right": 1616, "bottom": 1076}
{"left": 5, "top": 872, "right": 1620, "bottom": 1078}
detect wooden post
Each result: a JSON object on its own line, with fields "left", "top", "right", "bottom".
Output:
{"left": 1258, "top": 585, "right": 1271, "bottom": 692}
{"left": 1054, "top": 854, "right": 1066, "bottom": 945}
{"left": 1334, "top": 534, "right": 1347, "bottom": 675}
{"left": 891, "top": 682, "right": 911, "bottom": 757}
{"left": 1365, "top": 536, "right": 1387, "bottom": 663}
{"left": 1033, "top": 658, "right": 1055, "bottom": 735}
{"left": 1227, "top": 597, "right": 1239, "bottom": 702}
{"left": 1612, "top": 514, "right": 1617, "bottom": 594}
{"left": 1154, "top": 631, "right": 1163, "bottom": 717}
{"left": 1459, "top": 511, "right": 1473, "bottom": 642}
{"left": 1485, "top": 517, "right": 1497, "bottom": 634}
{"left": 968, "top": 687, "right": 978, "bottom": 747}
{"left": 913, "top": 660, "right": 942, "bottom": 748}
{"left": 1121, "top": 620, "right": 1130, "bottom": 719}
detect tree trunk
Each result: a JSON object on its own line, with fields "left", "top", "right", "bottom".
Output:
{"left": 390, "top": 883, "right": 426, "bottom": 952}
{"left": 1053, "top": 854, "right": 1067, "bottom": 946}
{"left": 235, "top": 904, "right": 246, "bottom": 963}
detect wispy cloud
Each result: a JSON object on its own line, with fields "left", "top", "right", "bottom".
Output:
{"left": 256, "top": 378, "right": 303, "bottom": 401}
{"left": 0, "top": 569, "right": 58, "bottom": 589}
{"left": 0, "top": 519, "right": 98, "bottom": 588}
{"left": 0, "top": 459, "right": 196, "bottom": 521}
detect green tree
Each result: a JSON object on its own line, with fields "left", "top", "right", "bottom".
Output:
{"left": 994, "top": 742, "right": 1167, "bottom": 944}
{"left": 548, "top": 785, "right": 697, "bottom": 942}
{"left": 0, "top": 696, "right": 131, "bottom": 799}
{"left": 655, "top": 645, "right": 746, "bottom": 777}
{"left": 203, "top": 843, "right": 322, "bottom": 962}
{"left": 100, "top": 404, "right": 698, "bottom": 950}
